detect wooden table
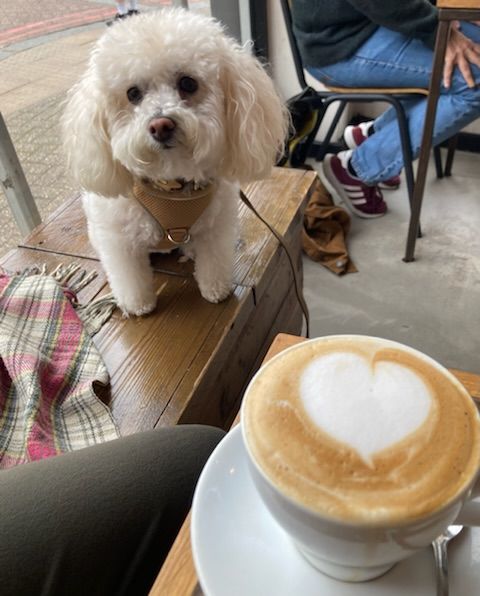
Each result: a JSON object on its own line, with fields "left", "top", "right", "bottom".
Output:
{"left": 0, "top": 168, "right": 317, "bottom": 434}
{"left": 149, "top": 332, "right": 480, "bottom": 596}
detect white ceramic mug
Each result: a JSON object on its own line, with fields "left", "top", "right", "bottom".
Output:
{"left": 241, "top": 336, "right": 480, "bottom": 582}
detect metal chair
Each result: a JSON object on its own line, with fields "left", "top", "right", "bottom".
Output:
{"left": 279, "top": 0, "right": 455, "bottom": 253}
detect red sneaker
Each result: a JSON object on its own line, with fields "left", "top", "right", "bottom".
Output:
{"left": 343, "top": 121, "right": 373, "bottom": 149}
{"left": 344, "top": 122, "right": 401, "bottom": 190}
{"left": 378, "top": 175, "right": 401, "bottom": 190}
{"left": 322, "top": 152, "right": 387, "bottom": 218}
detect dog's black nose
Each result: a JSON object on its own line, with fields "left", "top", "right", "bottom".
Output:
{"left": 148, "top": 117, "right": 176, "bottom": 143}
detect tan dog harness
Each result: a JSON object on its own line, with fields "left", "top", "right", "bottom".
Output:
{"left": 133, "top": 178, "right": 216, "bottom": 251}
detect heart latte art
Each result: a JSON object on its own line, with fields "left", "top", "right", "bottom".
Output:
{"left": 300, "top": 353, "right": 432, "bottom": 464}
{"left": 242, "top": 336, "right": 480, "bottom": 524}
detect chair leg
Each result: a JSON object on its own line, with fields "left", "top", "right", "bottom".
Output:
{"left": 433, "top": 145, "right": 444, "bottom": 178}
{"left": 444, "top": 134, "right": 458, "bottom": 177}
{"left": 404, "top": 19, "right": 450, "bottom": 262}
{"left": 314, "top": 100, "right": 347, "bottom": 161}
{"left": 389, "top": 96, "right": 422, "bottom": 239}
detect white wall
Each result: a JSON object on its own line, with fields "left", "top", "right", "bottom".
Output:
{"left": 266, "top": 0, "right": 349, "bottom": 141}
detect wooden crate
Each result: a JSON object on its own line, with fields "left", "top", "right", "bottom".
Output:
{"left": 0, "top": 168, "right": 317, "bottom": 433}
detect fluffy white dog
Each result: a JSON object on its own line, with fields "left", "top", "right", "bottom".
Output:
{"left": 62, "top": 8, "right": 287, "bottom": 316}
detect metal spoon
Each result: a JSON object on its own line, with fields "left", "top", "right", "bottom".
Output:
{"left": 431, "top": 525, "right": 463, "bottom": 596}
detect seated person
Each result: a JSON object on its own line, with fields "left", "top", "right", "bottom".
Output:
{"left": 0, "top": 425, "right": 224, "bottom": 595}
{"left": 292, "top": 0, "right": 480, "bottom": 218}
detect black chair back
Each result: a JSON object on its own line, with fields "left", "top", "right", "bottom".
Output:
{"left": 280, "top": 0, "right": 308, "bottom": 89}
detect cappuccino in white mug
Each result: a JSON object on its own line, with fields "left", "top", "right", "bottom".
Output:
{"left": 243, "top": 336, "right": 480, "bottom": 525}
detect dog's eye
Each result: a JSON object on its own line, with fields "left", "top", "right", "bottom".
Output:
{"left": 127, "top": 86, "right": 143, "bottom": 104}
{"left": 178, "top": 76, "right": 198, "bottom": 95}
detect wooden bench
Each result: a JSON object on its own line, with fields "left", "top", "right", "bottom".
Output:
{"left": 0, "top": 167, "right": 317, "bottom": 433}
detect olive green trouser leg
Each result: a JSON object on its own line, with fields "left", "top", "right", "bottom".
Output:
{"left": 0, "top": 425, "right": 225, "bottom": 596}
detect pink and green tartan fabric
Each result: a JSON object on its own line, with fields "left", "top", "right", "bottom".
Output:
{"left": 0, "top": 269, "right": 119, "bottom": 468}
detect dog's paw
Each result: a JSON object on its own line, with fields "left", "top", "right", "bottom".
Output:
{"left": 117, "top": 291, "right": 157, "bottom": 317}
{"left": 199, "top": 281, "right": 232, "bottom": 304}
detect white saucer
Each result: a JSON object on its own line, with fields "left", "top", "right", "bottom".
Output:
{"left": 191, "top": 426, "right": 480, "bottom": 596}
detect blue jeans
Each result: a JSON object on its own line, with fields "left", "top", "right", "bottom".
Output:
{"left": 308, "top": 23, "right": 480, "bottom": 184}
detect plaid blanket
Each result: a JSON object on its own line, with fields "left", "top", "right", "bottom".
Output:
{"left": 0, "top": 267, "right": 119, "bottom": 468}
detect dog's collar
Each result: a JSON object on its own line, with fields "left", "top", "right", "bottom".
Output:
{"left": 133, "top": 177, "right": 216, "bottom": 250}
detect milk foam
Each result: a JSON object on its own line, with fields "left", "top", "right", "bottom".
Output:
{"left": 299, "top": 352, "right": 432, "bottom": 464}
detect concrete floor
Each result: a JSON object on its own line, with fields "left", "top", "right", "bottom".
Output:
{"left": 305, "top": 151, "right": 480, "bottom": 373}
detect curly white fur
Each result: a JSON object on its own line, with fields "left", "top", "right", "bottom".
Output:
{"left": 62, "top": 8, "right": 287, "bottom": 316}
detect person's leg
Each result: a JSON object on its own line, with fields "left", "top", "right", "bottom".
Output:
{"left": 115, "top": 1, "right": 128, "bottom": 16}
{"left": 342, "top": 120, "right": 402, "bottom": 190}
{"left": 353, "top": 98, "right": 418, "bottom": 142}
{"left": 310, "top": 24, "right": 480, "bottom": 184}
{"left": 371, "top": 106, "right": 398, "bottom": 133}
{"left": 0, "top": 425, "right": 225, "bottom": 596}
{"left": 322, "top": 149, "right": 388, "bottom": 218}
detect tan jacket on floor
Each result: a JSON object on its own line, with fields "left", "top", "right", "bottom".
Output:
{"left": 302, "top": 176, "right": 357, "bottom": 275}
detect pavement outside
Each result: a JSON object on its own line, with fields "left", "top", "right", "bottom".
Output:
{"left": 0, "top": 0, "right": 209, "bottom": 255}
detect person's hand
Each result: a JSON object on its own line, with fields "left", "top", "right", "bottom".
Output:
{"left": 443, "top": 23, "right": 480, "bottom": 89}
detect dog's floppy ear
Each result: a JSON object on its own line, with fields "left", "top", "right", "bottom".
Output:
{"left": 220, "top": 43, "right": 289, "bottom": 183}
{"left": 62, "top": 67, "right": 131, "bottom": 197}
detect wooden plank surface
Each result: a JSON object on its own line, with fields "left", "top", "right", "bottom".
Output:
{"left": 20, "top": 168, "right": 317, "bottom": 290}
{"left": 438, "top": 0, "right": 480, "bottom": 8}
{"left": 0, "top": 245, "right": 255, "bottom": 434}
{"left": 97, "top": 282, "right": 252, "bottom": 435}
{"left": 19, "top": 192, "right": 94, "bottom": 258}
{"left": 2, "top": 168, "right": 313, "bottom": 435}
{"left": 170, "top": 279, "right": 303, "bottom": 430}
{"left": 163, "top": 221, "right": 304, "bottom": 429}
{"left": 233, "top": 168, "right": 315, "bottom": 294}
{"left": 97, "top": 169, "right": 313, "bottom": 433}
{"left": 150, "top": 333, "right": 480, "bottom": 596}
{"left": 0, "top": 247, "right": 107, "bottom": 304}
